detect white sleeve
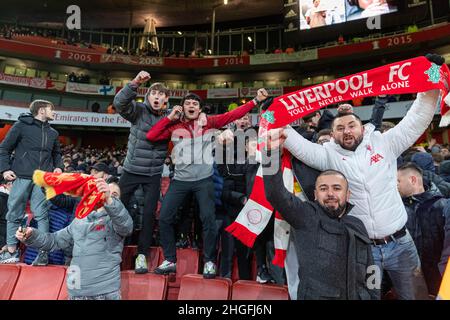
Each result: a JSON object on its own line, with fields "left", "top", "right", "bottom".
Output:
{"left": 382, "top": 89, "right": 440, "bottom": 158}
{"left": 284, "top": 126, "right": 329, "bottom": 171}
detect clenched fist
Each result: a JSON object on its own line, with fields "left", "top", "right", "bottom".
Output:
{"left": 2, "top": 170, "right": 16, "bottom": 181}
{"left": 168, "top": 105, "right": 183, "bottom": 121}
{"left": 255, "top": 88, "right": 268, "bottom": 103}
{"left": 266, "top": 128, "right": 287, "bottom": 151}
{"left": 131, "top": 71, "right": 151, "bottom": 86}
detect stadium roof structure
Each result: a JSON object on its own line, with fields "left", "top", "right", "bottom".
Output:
{"left": 0, "top": 0, "right": 283, "bottom": 29}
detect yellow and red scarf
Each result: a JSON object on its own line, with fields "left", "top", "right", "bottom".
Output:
{"left": 33, "top": 170, "right": 105, "bottom": 219}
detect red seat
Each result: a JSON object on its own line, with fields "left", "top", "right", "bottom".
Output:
{"left": 121, "top": 245, "right": 137, "bottom": 271}
{"left": 57, "top": 268, "right": 69, "bottom": 300}
{"left": 121, "top": 246, "right": 161, "bottom": 272}
{"left": 121, "top": 271, "right": 168, "bottom": 300}
{"left": 165, "top": 248, "right": 200, "bottom": 288}
{"left": 166, "top": 287, "right": 180, "bottom": 300}
{"left": 178, "top": 274, "right": 232, "bottom": 300}
{"left": 231, "top": 280, "right": 289, "bottom": 300}
{"left": 11, "top": 265, "right": 66, "bottom": 300}
{"left": 0, "top": 265, "right": 21, "bottom": 300}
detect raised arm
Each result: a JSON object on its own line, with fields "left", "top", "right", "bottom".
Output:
{"left": 207, "top": 88, "right": 267, "bottom": 129}
{"left": 282, "top": 126, "right": 329, "bottom": 171}
{"left": 113, "top": 71, "right": 151, "bottom": 123}
{"left": 263, "top": 154, "right": 316, "bottom": 229}
{"left": 382, "top": 89, "right": 440, "bottom": 158}
{"left": 369, "top": 96, "right": 388, "bottom": 131}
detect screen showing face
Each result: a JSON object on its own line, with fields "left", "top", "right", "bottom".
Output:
{"left": 299, "top": 0, "right": 398, "bottom": 30}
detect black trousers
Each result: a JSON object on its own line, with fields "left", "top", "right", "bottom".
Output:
{"left": 119, "top": 170, "right": 161, "bottom": 255}
{"left": 159, "top": 177, "right": 217, "bottom": 263}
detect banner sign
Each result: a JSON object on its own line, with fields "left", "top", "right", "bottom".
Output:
{"left": 250, "top": 49, "right": 317, "bottom": 65}
{"left": 65, "top": 82, "right": 116, "bottom": 96}
{"left": 0, "top": 106, "right": 130, "bottom": 128}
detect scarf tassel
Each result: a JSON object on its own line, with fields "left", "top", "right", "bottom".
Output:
{"left": 225, "top": 222, "right": 258, "bottom": 248}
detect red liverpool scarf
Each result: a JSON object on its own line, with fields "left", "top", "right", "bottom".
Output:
{"left": 226, "top": 56, "right": 450, "bottom": 267}
{"left": 33, "top": 170, "right": 105, "bottom": 219}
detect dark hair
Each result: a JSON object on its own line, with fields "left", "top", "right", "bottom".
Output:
{"left": 181, "top": 93, "right": 203, "bottom": 108}
{"left": 398, "top": 162, "right": 423, "bottom": 176}
{"left": 317, "top": 128, "right": 332, "bottom": 139}
{"left": 106, "top": 176, "right": 120, "bottom": 184}
{"left": 317, "top": 169, "right": 349, "bottom": 187}
{"left": 148, "top": 82, "right": 169, "bottom": 96}
{"left": 302, "top": 111, "right": 320, "bottom": 123}
{"left": 331, "top": 112, "right": 362, "bottom": 128}
{"left": 29, "top": 100, "right": 54, "bottom": 116}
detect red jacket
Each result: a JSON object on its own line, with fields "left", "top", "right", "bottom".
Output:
{"left": 146, "top": 99, "right": 257, "bottom": 181}
{"left": 146, "top": 100, "right": 257, "bottom": 141}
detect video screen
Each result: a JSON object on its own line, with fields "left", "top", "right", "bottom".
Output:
{"left": 299, "top": 0, "right": 398, "bottom": 30}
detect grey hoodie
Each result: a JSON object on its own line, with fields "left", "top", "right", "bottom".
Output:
{"left": 24, "top": 198, "right": 133, "bottom": 297}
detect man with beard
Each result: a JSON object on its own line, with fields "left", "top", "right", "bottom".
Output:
{"left": 397, "top": 163, "right": 450, "bottom": 297}
{"left": 262, "top": 137, "right": 378, "bottom": 299}
{"left": 267, "top": 68, "right": 443, "bottom": 299}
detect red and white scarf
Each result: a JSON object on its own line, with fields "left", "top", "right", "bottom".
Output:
{"left": 226, "top": 56, "right": 450, "bottom": 267}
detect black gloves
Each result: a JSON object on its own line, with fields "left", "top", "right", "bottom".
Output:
{"left": 260, "top": 96, "right": 274, "bottom": 111}
{"left": 425, "top": 53, "right": 445, "bottom": 66}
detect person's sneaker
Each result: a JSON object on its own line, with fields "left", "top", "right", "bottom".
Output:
{"left": 0, "top": 250, "right": 20, "bottom": 264}
{"left": 256, "top": 265, "right": 275, "bottom": 284}
{"left": 134, "top": 254, "right": 148, "bottom": 274}
{"left": 203, "top": 261, "right": 217, "bottom": 279}
{"left": 154, "top": 260, "right": 176, "bottom": 275}
{"left": 175, "top": 235, "right": 189, "bottom": 249}
{"left": 32, "top": 250, "right": 48, "bottom": 266}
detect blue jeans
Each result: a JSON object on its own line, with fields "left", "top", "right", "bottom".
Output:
{"left": 371, "top": 230, "right": 428, "bottom": 300}
{"left": 6, "top": 178, "right": 50, "bottom": 247}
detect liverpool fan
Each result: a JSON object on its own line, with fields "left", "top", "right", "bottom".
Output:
{"left": 146, "top": 89, "right": 268, "bottom": 278}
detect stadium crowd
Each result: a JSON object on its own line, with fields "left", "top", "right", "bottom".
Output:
{"left": 0, "top": 58, "right": 449, "bottom": 299}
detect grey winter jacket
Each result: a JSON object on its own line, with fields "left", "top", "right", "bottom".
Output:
{"left": 0, "top": 113, "right": 63, "bottom": 179}
{"left": 24, "top": 198, "right": 133, "bottom": 297}
{"left": 113, "top": 83, "right": 168, "bottom": 176}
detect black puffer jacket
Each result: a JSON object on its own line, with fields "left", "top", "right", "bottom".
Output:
{"left": 218, "top": 129, "right": 250, "bottom": 218}
{"left": 402, "top": 189, "right": 450, "bottom": 295}
{"left": 0, "top": 113, "right": 63, "bottom": 179}
{"left": 113, "top": 83, "right": 168, "bottom": 177}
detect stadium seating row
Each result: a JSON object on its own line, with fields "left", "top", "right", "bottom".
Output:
{"left": 0, "top": 264, "right": 289, "bottom": 300}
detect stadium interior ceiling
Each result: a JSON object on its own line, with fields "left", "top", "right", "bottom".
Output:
{"left": 0, "top": 0, "right": 284, "bottom": 29}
